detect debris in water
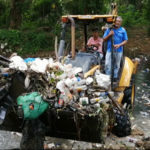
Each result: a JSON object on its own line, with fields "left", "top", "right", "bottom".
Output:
{"left": 47, "top": 143, "right": 55, "bottom": 149}
{"left": 140, "top": 111, "right": 149, "bottom": 116}
{"left": 127, "top": 137, "right": 138, "bottom": 144}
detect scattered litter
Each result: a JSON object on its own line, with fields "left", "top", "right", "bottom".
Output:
{"left": 144, "top": 57, "right": 148, "bottom": 62}
{"left": 134, "top": 57, "right": 141, "bottom": 62}
{"left": 95, "top": 143, "right": 102, "bottom": 148}
{"left": 47, "top": 143, "right": 55, "bottom": 149}
{"left": 95, "top": 73, "right": 111, "bottom": 90}
{"left": 146, "top": 68, "right": 150, "bottom": 72}
{"left": 9, "top": 56, "right": 27, "bottom": 71}
{"left": 127, "top": 137, "right": 138, "bottom": 144}
{"left": 137, "top": 87, "right": 140, "bottom": 90}
{"left": 140, "top": 111, "right": 149, "bottom": 116}
{"left": 142, "top": 121, "right": 146, "bottom": 124}
{"left": 130, "top": 117, "right": 135, "bottom": 121}
{"left": 11, "top": 132, "right": 22, "bottom": 137}
{"left": 5, "top": 55, "right": 115, "bottom": 117}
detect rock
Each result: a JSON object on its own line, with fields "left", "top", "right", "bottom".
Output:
{"left": 135, "top": 140, "right": 144, "bottom": 147}
{"left": 144, "top": 141, "right": 150, "bottom": 150}
{"left": 131, "top": 128, "right": 144, "bottom": 136}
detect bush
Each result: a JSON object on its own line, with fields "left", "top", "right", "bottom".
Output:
{"left": 0, "top": 30, "right": 54, "bottom": 55}
{"left": 119, "top": 4, "right": 148, "bottom": 27}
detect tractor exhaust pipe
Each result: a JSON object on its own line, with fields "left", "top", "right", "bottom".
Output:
{"left": 68, "top": 16, "right": 75, "bottom": 59}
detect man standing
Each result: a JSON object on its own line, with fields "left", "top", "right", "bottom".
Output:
{"left": 103, "top": 16, "right": 128, "bottom": 81}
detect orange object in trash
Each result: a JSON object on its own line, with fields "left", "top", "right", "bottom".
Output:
{"left": 29, "top": 103, "right": 34, "bottom": 110}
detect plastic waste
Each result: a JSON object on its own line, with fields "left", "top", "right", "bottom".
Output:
{"left": 79, "top": 97, "right": 89, "bottom": 105}
{"left": 0, "top": 106, "right": 7, "bottom": 125}
{"left": 73, "top": 67, "right": 82, "bottom": 75}
{"left": 146, "top": 68, "right": 150, "bottom": 72}
{"left": 9, "top": 56, "right": 27, "bottom": 71}
{"left": 140, "top": 111, "right": 149, "bottom": 116}
{"left": 94, "top": 103, "right": 100, "bottom": 109}
{"left": 74, "top": 85, "right": 87, "bottom": 91}
{"left": 24, "top": 74, "right": 30, "bottom": 89}
{"left": 90, "top": 98, "right": 101, "bottom": 104}
{"left": 56, "top": 81, "right": 65, "bottom": 92}
{"left": 58, "top": 93, "right": 65, "bottom": 107}
{"left": 17, "top": 92, "right": 49, "bottom": 119}
{"left": 24, "top": 58, "right": 36, "bottom": 63}
{"left": 127, "top": 137, "right": 138, "bottom": 143}
{"left": 47, "top": 143, "right": 55, "bottom": 149}
{"left": 30, "top": 58, "right": 49, "bottom": 73}
{"left": 86, "top": 77, "right": 93, "bottom": 85}
{"left": 95, "top": 73, "right": 111, "bottom": 89}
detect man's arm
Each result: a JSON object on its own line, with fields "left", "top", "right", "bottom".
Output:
{"left": 114, "top": 40, "right": 128, "bottom": 49}
{"left": 103, "top": 30, "right": 114, "bottom": 41}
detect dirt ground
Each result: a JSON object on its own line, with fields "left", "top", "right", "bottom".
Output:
{"left": 125, "top": 27, "right": 150, "bottom": 56}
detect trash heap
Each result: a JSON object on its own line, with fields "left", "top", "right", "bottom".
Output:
{"left": 8, "top": 55, "right": 114, "bottom": 116}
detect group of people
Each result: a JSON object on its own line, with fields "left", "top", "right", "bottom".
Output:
{"left": 86, "top": 16, "right": 128, "bottom": 81}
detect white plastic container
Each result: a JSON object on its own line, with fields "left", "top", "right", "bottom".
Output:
{"left": 79, "top": 97, "right": 89, "bottom": 105}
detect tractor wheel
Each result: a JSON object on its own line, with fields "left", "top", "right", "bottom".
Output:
{"left": 122, "top": 84, "right": 135, "bottom": 110}
{"left": 112, "top": 109, "right": 131, "bottom": 137}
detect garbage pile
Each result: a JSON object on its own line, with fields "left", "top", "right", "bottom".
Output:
{"left": 5, "top": 55, "right": 113, "bottom": 116}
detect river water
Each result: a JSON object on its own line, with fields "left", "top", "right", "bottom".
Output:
{"left": 0, "top": 55, "right": 150, "bottom": 149}
{"left": 132, "top": 55, "right": 150, "bottom": 137}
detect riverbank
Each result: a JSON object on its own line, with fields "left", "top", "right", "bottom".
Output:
{"left": 126, "top": 27, "right": 150, "bottom": 56}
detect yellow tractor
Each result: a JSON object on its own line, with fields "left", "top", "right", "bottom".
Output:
{"left": 57, "top": 4, "right": 138, "bottom": 110}
{"left": 0, "top": 4, "right": 139, "bottom": 149}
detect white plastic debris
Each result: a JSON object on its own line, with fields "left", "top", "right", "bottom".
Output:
{"left": 86, "top": 77, "right": 93, "bottom": 85}
{"left": 64, "top": 78, "right": 73, "bottom": 88}
{"left": 9, "top": 56, "right": 27, "bottom": 71}
{"left": 30, "top": 58, "right": 49, "bottom": 73}
{"left": 73, "top": 67, "right": 82, "bottom": 75}
{"left": 146, "top": 68, "right": 150, "bottom": 72}
{"left": 127, "top": 137, "right": 138, "bottom": 143}
{"left": 24, "top": 74, "right": 30, "bottom": 89}
{"left": 142, "top": 121, "right": 146, "bottom": 124}
{"left": 1, "top": 43, "right": 5, "bottom": 49}
{"left": 95, "top": 73, "right": 111, "bottom": 89}
{"left": 47, "top": 143, "right": 55, "bottom": 149}
{"left": 140, "top": 111, "right": 149, "bottom": 116}
{"left": 11, "top": 132, "right": 22, "bottom": 137}
{"left": 134, "top": 57, "right": 141, "bottom": 62}
{"left": 56, "top": 80, "right": 65, "bottom": 92}
{"left": 79, "top": 97, "right": 89, "bottom": 105}
{"left": 90, "top": 98, "right": 100, "bottom": 104}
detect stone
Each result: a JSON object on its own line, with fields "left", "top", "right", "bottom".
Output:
{"left": 144, "top": 141, "right": 150, "bottom": 150}
{"left": 132, "top": 128, "right": 144, "bottom": 136}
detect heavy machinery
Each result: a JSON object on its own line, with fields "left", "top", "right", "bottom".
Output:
{"left": 0, "top": 4, "right": 139, "bottom": 150}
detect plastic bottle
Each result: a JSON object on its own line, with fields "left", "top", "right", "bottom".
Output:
{"left": 90, "top": 98, "right": 101, "bottom": 104}
{"left": 74, "top": 85, "right": 87, "bottom": 92}
{"left": 72, "top": 77, "right": 86, "bottom": 85}
{"left": 57, "top": 93, "right": 65, "bottom": 108}
{"left": 79, "top": 97, "right": 89, "bottom": 105}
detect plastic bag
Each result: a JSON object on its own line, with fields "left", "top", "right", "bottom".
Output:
{"left": 17, "top": 92, "right": 49, "bottom": 119}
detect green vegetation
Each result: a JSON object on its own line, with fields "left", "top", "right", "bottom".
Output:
{"left": 0, "top": 0, "right": 149, "bottom": 55}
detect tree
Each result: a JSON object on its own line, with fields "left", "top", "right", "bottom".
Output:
{"left": 62, "top": 0, "right": 105, "bottom": 15}
{"left": 10, "top": 0, "right": 25, "bottom": 29}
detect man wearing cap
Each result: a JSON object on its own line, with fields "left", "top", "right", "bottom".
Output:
{"left": 103, "top": 16, "right": 128, "bottom": 81}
